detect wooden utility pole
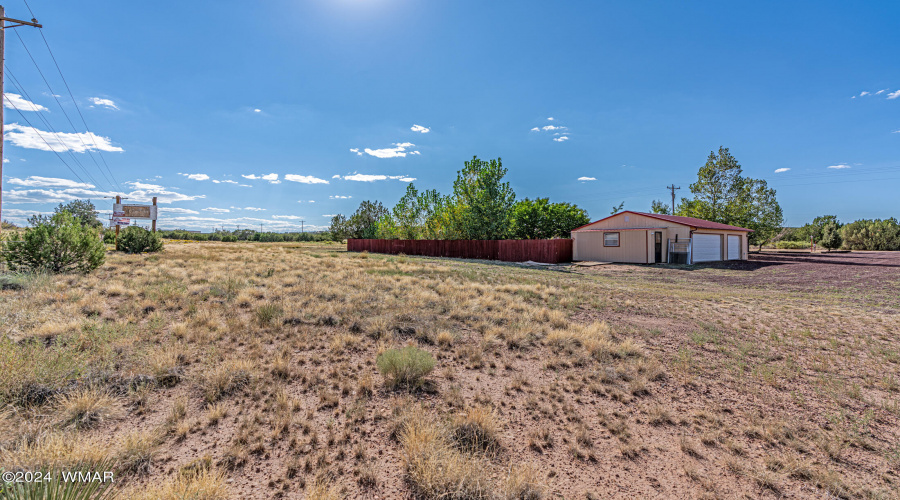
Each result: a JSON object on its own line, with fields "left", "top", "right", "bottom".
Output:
{"left": 300, "top": 220, "right": 304, "bottom": 233}
{"left": 151, "top": 197, "right": 157, "bottom": 232}
{"left": 667, "top": 184, "right": 681, "bottom": 215}
{"left": 0, "top": 6, "right": 42, "bottom": 233}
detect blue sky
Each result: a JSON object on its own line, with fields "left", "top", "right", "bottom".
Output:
{"left": 2, "top": 0, "right": 898, "bottom": 230}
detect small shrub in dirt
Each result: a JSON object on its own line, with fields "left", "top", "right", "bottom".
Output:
{"left": 376, "top": 346, "right": 435, "bottom": 390}
{"left": 502, "top": 463, "right": 545, "bottom": 500}
{"left": 118, "top": 226, "right": 163, "bottom": 254}
{"left": 3, "top": 212, "right": 105, "bottom": 273}
{"left": 201, "top": 360, "right": 253, "bottom": 403}
{"left": 255, "top": 302, "right": 284, "bottom": 325}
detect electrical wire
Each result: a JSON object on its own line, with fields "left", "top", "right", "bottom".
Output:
{"left": 20, "top": 0, "right": 121, "bottom": 190}
{"left": 4, "top": 93, "right": 89, "bottom": 185}
{"left": 11, "top": 28, "right": 116, "bottom": 190}
{"left": 5, "top": 64, "right": 103, "bottom": 187}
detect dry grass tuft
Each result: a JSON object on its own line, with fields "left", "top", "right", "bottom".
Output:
{"left": 502, "top": 462, "right": 545, "bottom": 499}
{"left": 450, "top": 405, "right": 501, "bottom": 453}
{"left": 200, "top": 359, "right": 253, "bottom": 403}
{"left": 56, "top": 387, "right": 124, "bottom": 429}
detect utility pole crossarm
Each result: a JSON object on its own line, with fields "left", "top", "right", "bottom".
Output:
{"left": 0, "top": 16, "right": 42, "bottom": 28}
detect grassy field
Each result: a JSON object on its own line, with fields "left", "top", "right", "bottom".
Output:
{"left": 1, "top": 242, "right": 898, "bottom": 499}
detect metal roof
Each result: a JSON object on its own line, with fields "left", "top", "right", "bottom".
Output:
{"left": 572, "top": 211, "right": 753, "bottom": 232}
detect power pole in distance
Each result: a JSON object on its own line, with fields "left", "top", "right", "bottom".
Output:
{"left": 0, "top": 6, "right": 42, "bottom": 232}
{"left": 667, "top": 184, "right": 680, "bottom": 215}
{"left": 300, "top": 220, "right": 304, "bottom": 233}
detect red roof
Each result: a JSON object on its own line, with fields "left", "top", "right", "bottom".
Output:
{"left": 572, "top": 211, "right": 752, "bottom": 232}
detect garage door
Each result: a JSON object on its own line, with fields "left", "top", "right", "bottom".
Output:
{"left": 727, "top": 235, "right": 740, "bottom": 260}
{"left": 692, "top": 234, "right": 722, "bottom": 262}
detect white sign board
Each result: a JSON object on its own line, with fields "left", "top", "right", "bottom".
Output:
{"left": 113, "top": 218, "right": 131, "bottom": 226}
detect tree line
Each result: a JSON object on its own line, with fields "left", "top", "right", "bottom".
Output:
{"left": 330, "top": 156, "right": 590, "bottom": 241}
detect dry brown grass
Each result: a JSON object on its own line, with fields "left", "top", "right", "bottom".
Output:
{"left": 1, "top": 241, "right": 897, "bottom": 498}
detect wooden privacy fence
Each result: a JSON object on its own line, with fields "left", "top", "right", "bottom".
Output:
{"left": 347, "top": 239, "right": 573, "bottom": 263}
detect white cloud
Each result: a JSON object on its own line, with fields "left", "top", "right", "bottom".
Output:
{"left": 179, "top": 173, "right": 210, "bottom": 181}
{"left": 2, "top": 159, "right": 8, "bottom": 163}
{"left": 322, "top": 214, "right": 337, "bottom": 217}
{"left": 4, "top": 123, "right": 123, "bottom": 153}
{"left": 242, "top": 173, "right": 280, "bottom": 184}
{"left": 89, "top": 97, "right": 118, "bottom": 110}
{"left": 876, "top": 89, "right": 886, "bottom": 95}
{"left": 530, "top": 127, "right": 540, "bottom": 132}
{"left": 273, "top": 215, "right": 303, "bottom": 220}
{"left": 827, "top": 164, "right": 851, "bottom": 169}
{"left": 577, "top": 177, "right": 596, "bottom": 181}
{"left": 774, "top": 168, "right": 791, "bottom": 173}
{"left": 3, "top": 179, "right": 204, "bottom": 205}
{"left": 284, "top": 174, "right": 329, "bottom": 184}
{"left": 547, "top": 117, "right": 554, "bottom": 121}
{"left": 253, "top": 109, "right": 261, "bottom": 113}
{"left": 343, "top": 174, "right": 387, "bottom": 182}
{"left": 243, "top": 207, "right": 266, "bottom": 211}
{"left": 542, "top": 125, "right": 562, "bottom": 131}
{"left": 8, "top": 176, "right": 94, "bottom": 189}
{"left": 159, "top": 207, "right": 199, "bottom": 215}
{"left": 309, "top": 200, "right": 315, "bottom": 203}
{"left": 357, "top": 142, "right": 418, "bottom": 158}
{"left": 212, "top": 179, "right": 238, "bottom": 184}
{"left": 410, "top": 124, "right": 430, "bottom": 133}
{"left": 553, "top": 136, "right": 569, "bottom": 142}
{"left": 349, "top": 148, "right": 362, "bottom": 156}
{"left": 893, "top": 129, "right": 900, "bottom": 134}
{"left": 396, "top": 176, "right": 416, "bottom": 182}
{"left": 203, "top": 207, "right": 230, "bottom": 213}
{"left": 860, "top": 91, "right": 870, "bottom": 97}
{"left": 332, "top": 174, "right": 341, "bottom": 179}
{"left": 888, "top": 90, "right": 900, "bottom": 100}
{"left": 329, "top": 195, "right": 352, "bottom": 199}
{"left": 4, "top": 93, "right": 48, "bottom": 112}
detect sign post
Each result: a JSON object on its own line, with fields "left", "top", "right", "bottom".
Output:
{"left": 111, "top": 196, "right": 159, "bottom": 251}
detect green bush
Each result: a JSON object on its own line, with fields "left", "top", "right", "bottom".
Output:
{"left": 774, "top": 241, "right": 810, "bottom": 249}
{"left": 2, "top": 212, "right": 105, "bottom": 273}
{"left": 841, "top": 218, "right": 900, "bottom": 251}
{"left": 376, "top": 346, "right": 435, "bottom": 389}
{"left": 118, "top": 226, "right": 163, "bottom": 254}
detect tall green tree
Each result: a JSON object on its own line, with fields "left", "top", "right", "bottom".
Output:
{"left": 447, "top": 156, "right": 516, "bottom": 240}
{"left": 819, "top": 220, "right": 843, "bottom": 251}
{"left": 54, "top": 199, "right": 102, "bottom": 228}
{"left": 800, "top": 215, "right": 841, "bottom": 243}
{"left": 392, "top": 183, "right": 423, "bottom": 240}
{"left": 328, "top": 201, "right": 389, "bottom": 240}
{"left": 678, "top": 146, "right": 783, "bottom": 248}
{"left": 610, "top": 202, "right": 625, "bottom": 215}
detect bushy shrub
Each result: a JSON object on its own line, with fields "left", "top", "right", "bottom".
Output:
{"left": 841, "top": 218, "right": 900, "bottom": 251}
{"left": 774, "top": 241, "right": 810, "bottom": 249}
{"left": 118, "top": 226, "right": 163, "bottom": 254}
{"left": 376, "top": 346, "right": 435, "bottom": 389}
{"left": 3, "top": 212, "right": 105, "bottom": 273}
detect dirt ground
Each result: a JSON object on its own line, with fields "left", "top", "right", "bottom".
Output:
{"left": 2, "top": 244, "right": 899, "bottom": 499}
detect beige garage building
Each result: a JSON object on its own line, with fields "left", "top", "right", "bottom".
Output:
{"left": 572, "top": 211, "right": 751, "bottom": 264}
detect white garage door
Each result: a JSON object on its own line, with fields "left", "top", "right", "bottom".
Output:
{"left": 727, "top": 235, "right": 740, "bottom": 260}
{"left": 692, "top": 234, "right": 722, "bottom": 262}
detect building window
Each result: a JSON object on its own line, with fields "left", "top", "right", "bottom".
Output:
{"left": 603, "top": 232, "right": 619, "bottom": 247}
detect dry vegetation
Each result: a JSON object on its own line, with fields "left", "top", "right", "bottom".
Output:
{"left": 1, "top": 241, "right": 898, "bottom": 499}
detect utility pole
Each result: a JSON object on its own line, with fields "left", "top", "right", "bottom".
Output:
{"left": 300, "top": 220, "right": 304, "bottom": 233}
{"left": 0, "top": 6, "right": 42, "bottom": 233}
{"left": 667, "top": 184, "right": 680, "bottom": 215}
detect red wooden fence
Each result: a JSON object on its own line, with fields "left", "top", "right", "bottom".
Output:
{"left": 346, "top": 239, "right": 573, "bottom": 263}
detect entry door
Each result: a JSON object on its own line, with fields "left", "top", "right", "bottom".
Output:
{"left": 654, "top": 232, "right": 663, "bottom": 263}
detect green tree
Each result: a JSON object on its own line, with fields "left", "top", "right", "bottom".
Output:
{"left": 841, "top": 218, "right": 900, "bottom": 251}
{"left": 800, "top": 215, "right": 840, "bottom": 244}
{"left": 392, "top": 183, "right": 423, "bottom": 239}
{"left": 732, "top": 178, "right": 783, "bottom": 249}
{"left": 328, "top": 214, "right": 350, "bottom": 241}
{"left": 819, "top": 220, "right": 843, "bottom": 251}
{"left": 678, "top": 146, "right": 784, "bottom": 248}
{"left": 683, "top": 146, "right": 744, "bottom": 222}
{"left": 54, "top": 199, "right": 102, "bottom": 228}
{"left": 3, "top": 212, "right": 105, "bottom": 273}
{"left": 330, "top": 201, "right": 390, "bottom": 240}
{"left": 610, "top": 202, "right": 625, "bottom": 215}
{"left": 447, "top": 156, "right": 516, "bottom": 240}
{"left": 510, "top": 198, "right": 590, "bottom": 239}
{"left": 650, "top": 200, "right": 670, "bottom": 215}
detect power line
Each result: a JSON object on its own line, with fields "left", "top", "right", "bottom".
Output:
{"left": 5, "top": 64, "right": 102, "bottom": 187}
{"left": 3, "top": 93, "right": 88, "bottom": 184}
{"left": 20, "top": 0, "right": 120, "bottom": 190}
{"left": 10, "top": 28, "right": 115, "bottom": 189}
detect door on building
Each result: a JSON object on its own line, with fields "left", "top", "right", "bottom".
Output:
{"left": 654, "top": 232, "right": 663, "bottom": 263}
